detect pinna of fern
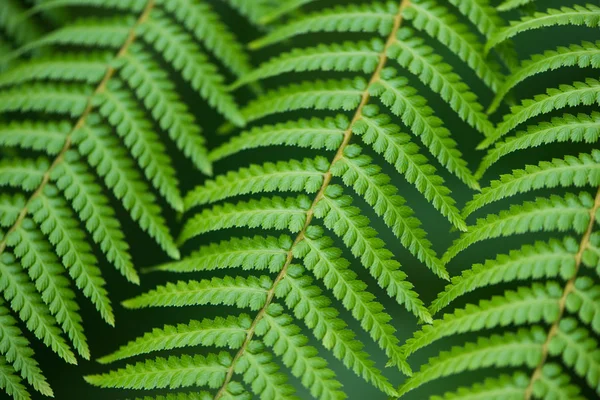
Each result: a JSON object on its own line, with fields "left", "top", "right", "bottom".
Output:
{"left": 86, "top": 0, "right": 508, "bottom": 399}
{"left": 0, "top": 0, "right": 252, "bottom": 399}
{"left": 399, "top": 3, "right": 600, "bottom": 399}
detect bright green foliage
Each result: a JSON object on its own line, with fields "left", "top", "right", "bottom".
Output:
{"left": 477, "top": 112, "right": 600, "bottom": 178}
{"left": 498, "top": 0, "right": 537, "bottom": 12}
{"left": 91, "top": 0, "right": 506, "bottom": 398}
{"left": 98, "top": 315, "right": 253, "bottom": 364}
{"left": 489, "top": 41, "right": 600, "bottom": 114}
{"left": 485, "top": 4, "right": 600, "bottom": 53}
{"left": 403, "top": 3, "right": 600, "bottom": 399}
{"left": 465, "top": 150, "right": 600, "bottom": 218}
{"left": 85, "top": 352, "right": 232, "bottom": 390}
{"left": 0, "top": 0, "right": 249, "bottom": 398}
{"left": 480, "top": 78, "right": 600, "bottom": 148}
{"left": 399, "top": 328, "right": 547, "bottom": 397}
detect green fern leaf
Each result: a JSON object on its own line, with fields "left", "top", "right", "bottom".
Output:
{"left": 184, "top": 157, "right": 328, "bottom": 209}
{"left": 486, "top": 4, "right": 600, "bottom": 53}
{"left": 149, "top": 235, "right": 291, "bottom": 274}
{"left": 398, "top": 327, "right": 547, "bottom": 397}
{"left": 249, "top": 2, "right": 397, "bottom": 49}
{"left": 444, "top": 192, "right": 594, "bottom": 263}
{"left": 0, "top": 355, "right": 30, "bottom": 400}
{"left": 0, "top": 121, "right": 68, "bottom": 155}
{"left": 388, "top": 28, "right": 494, "bottom": 136}
{"left": 233, "top": 40, "right": 383, "bottom": 89}
{"left": 431, "top": 238, "right": 579, "bottom": 315}
{"left": 123, "top": 276, "right": 272, "bottom": 311}
{"left": 498, "top": 0, "right": 537, "bottom": 12}
{"left": 257, "top": 304, "right": 345, "bottom": 400}
{"left": 210, "top": 116, "right": 347, "bottom": 163}
{"left": 98, "top": 315, "right": 252, "bottom": 364}
{"left": 406, "top": 0, "right": 504, "bottom": 92}
{"left": 477, "top": 112, "right": 600, "bottom": 178}
{"left": 179, "top": 196, "right": 311, "bottom": 244}
{"left": 85, "top": 352, "right": 232, "bottom": 390}
{"left": 489, "top": 41, "right": 600, "bottom": 114}
{"left": 0, "top": 2, "right": 251, "bottom": 397}
{"left": 465, "top": 150, "right": 600, "bottom": 218}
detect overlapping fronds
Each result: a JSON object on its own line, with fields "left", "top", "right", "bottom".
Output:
{"left": 0, "top": 0, "right": 250, "bottom": 398}
{"left": 400, "top": 3, "right": 600, "bottom": 399}
{"left": 87, "top": 0, "right": 510, "bottom": 399}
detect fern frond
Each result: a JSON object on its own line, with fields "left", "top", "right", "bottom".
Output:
{"left": 0, "top": 251, "right": 74, "bottom": 365}
{"left": 412, "top": 6, "right": 600, "bottom": 398}
{"left": 489, "top": 41, "right": 600, "bottom": 114}
{"left": 388, "top": 28, "right": 494, "bottom": 136}
{"left": 10, "top": 221, "right": 88, "bottom": 360}
{"left": 486, "top": 4, "right": 600, "bottom": 53}
{"left": 0, "top": 121, "right": 68, "bottom": 155}
{"left": 431, "top": 373, "right": 528, "bottom": 400}
{"left": 398, "top": 328, "right": 547, "bottom": 397}
{"left": 431, "top": 238, "right": 579, "bottom": 315}
{"left": 1, "top": 2, "right": 250, "bottom": 397}
{"left": 233, "top": 40, "right": 383, "bottom": 89}
{"left": 0, "top": 52, "right": 109, "bottom": 88}
{"left": 477, "top": 112, "right": 600, "bottom": 178}
{"left": 210, "top": 116, "right": 347, "bottom": 162}
{"left": 249, "top": 2, "right": 397, "bottom": 49}
{"left": 98, "top": 315, "right": 252, "bottom": 364}
{"left": 28, "top": 187, "right": 113, "bottom": 325}
{"left": 0, "top": 355, "right": 30, "bottom": 400}
{"left": 481, "top": 78, "right": 600, "bottom": 149}
{"left": 179, "top": 196, "right": 310, "bottom": 244}
{"left": 465, "top": 151, "right": 600, "bottom": 218}
{"left": 402, "top": 282, "right": 562, "bottom": 357}
{"left": 331, "top": 145, "right": 443, "bottom": 276}
{"left": 295, "top": 226, "right": 410, "bottom": 373}
{"left": 184, "top": 158, "right": 328, "bottom": 209}
{"left": 276, "top": 264, "right": 396, "bottom": 396}
{"left": 241, "top": 78, "right": 365, "bottom": 124}
{"left": 498, "top": 0, "right": 537, "bottom": 12}
{"left": 149, "top": 235, "right": 291, "bottom": 274}
{"left": 123, "top": 276, "right": 272, "bottom": 311}
{"left": 0, "top": 301, "right": 51, "bottom": 397}
{"left": 257, "top": 304, "right": 345, "bottom": 400}
{"left": 91, "top": 0, "right": 498, "bottom": 398}
{"left": 444, "top": 192, "right": 593, "bottom": 263}
{"left": 85, "top": 352, "right": 232, "bottom": 390}
{"left": 405, "top": 0, "right": 504, "bottom": 91}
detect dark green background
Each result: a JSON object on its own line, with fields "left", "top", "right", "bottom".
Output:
{"left": 14, "top": 0, "right": 600, "bottom": 399}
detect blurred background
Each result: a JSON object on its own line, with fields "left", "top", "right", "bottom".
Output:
{"left": 2, "top": 0, "right": 599, "bottom": 398}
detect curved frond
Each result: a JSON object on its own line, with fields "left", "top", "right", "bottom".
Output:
{"left": 486, "top": 4, "right": 600, "bottom": 53}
